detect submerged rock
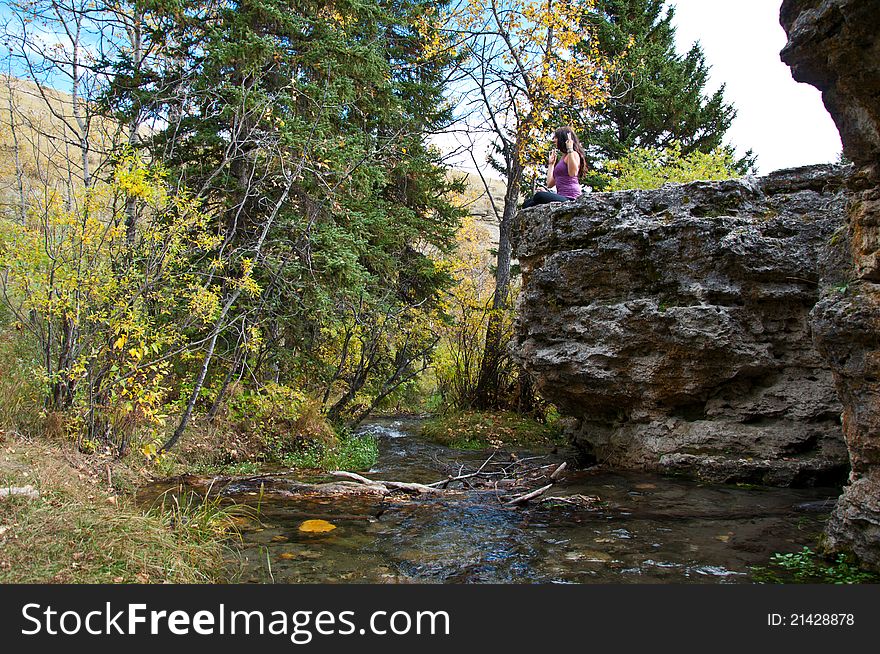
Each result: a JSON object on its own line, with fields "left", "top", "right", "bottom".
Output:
{"left": 781, "top": 0, "right": 880, "bottom": 569}
{"left": 511, "top": 165, "right": 851, "bottom": 486}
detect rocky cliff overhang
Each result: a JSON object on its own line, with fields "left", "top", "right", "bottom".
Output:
{"left": 781, "top": 0, "right": 880, "bottom": 569}
{"left": 511, "top": 165, "right": 851, "bottom": 485}
{"left": 781, "top": 0, "right": 880, "bottom": 170}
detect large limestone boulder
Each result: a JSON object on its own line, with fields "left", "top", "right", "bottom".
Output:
{"left": 511, "top": 165, "right": 850, "bottom": 486}
{"left": 781, "top": 0, "right": 880, "bottom": 569}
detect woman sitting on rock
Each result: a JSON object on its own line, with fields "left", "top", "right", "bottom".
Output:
{"left": 521, "top": 126, "right": 586, "bottom": 209}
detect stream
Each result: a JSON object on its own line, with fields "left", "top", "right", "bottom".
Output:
{"left": 141, "top": 417, "right": 840, "bottom": 583}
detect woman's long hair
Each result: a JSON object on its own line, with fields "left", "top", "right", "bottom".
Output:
{"left": 554, "top": 126, "right": 587, "bottom": 179}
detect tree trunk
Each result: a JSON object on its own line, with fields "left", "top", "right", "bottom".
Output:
{"left": 207, "top": 347, "right": 243, "bottom": 420}
{"left": 517, "top": 365, "right": 535, "bottom": 415}
{"left": 5, "top": 76, "right": 26, "bottom": 225}
{"left": 162, "top": 328, "right": 220, "bottom": 452}
{"left": 474, "top": 158, "right": 521, "bottom": 409}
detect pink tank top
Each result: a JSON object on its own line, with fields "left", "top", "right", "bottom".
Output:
{"left": 554, "top": 157, "right": 582, "bottom": 199}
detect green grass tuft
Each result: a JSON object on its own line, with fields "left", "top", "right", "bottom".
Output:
{"left": 420, "top": 410, "right": 564, "bottom": 450}
{"left": 280, "top": 431, "right": 378, "bottom": 471}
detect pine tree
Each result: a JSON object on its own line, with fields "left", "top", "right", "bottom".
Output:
{"left": 582, "top": 0, "right": 753, "bottom": 184}
{"left": 103, "top": 0, "right": 464, "bottom": 438}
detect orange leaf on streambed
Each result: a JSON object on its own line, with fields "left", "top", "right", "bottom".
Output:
{"left": 298, "top": 519, "right": 336, "bottom": 533}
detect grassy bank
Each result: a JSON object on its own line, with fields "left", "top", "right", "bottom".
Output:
{"left": 0, "top": 430, "right": 232, "bottom": 583}
{"left": 155, "top": 421, "right": 379, "bottom": 478}
{"left": 138, "top": 384, "right": 379, "bottom": 477}
{"left": 0, "top": 353, "right": 379, "bottom": 582}
{"left": 420, "top": 410, "right": 564, "bottom": 450}
{"left": 0, "top": 411, "right": 379, "bottom": 583}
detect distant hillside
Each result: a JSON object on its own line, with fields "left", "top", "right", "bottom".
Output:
{"left": 0, "top": 75, "right": 119, "bottom": 219}
{"left": 448, "top": 170, "right": 506, "bottom": 246}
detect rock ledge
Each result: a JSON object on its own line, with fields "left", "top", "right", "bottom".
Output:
{"left": 512, "top": 164, "right": 851, "bottom": 486}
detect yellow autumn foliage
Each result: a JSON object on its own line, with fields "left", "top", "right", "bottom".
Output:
{"left": 0, "top": 150, "right": 227, "bottom": 451}
{"left": 431, "top": 215, "right": 518, "bottom": 407}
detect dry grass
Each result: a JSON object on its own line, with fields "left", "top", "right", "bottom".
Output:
{"left": 0, "top": 325, "right": 43, "bottom": 432}
{"left": 0, "top": 430, "right": 232, "bottom": 583}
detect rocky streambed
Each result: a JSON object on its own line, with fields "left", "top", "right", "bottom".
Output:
{"left": 140, "top": 418, "right": 840, "bottom": 583}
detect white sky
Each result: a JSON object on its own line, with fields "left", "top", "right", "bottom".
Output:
{"left": 437, "top": 0, "right": 843, "bottom": 177}
{"left": 670, "top": 0, "right": 841, "bottom": 174}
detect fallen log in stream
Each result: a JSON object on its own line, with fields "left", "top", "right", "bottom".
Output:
{"left": 146, "top": 456, "right": 572, "bottom": 508}
{"left": 327, "top": 459, "right": 570, "bottom": 505}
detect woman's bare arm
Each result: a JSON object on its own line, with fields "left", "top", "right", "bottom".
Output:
{"left": 546, "top": 149, "right": 557, "bottom": 188}
{"left": 565, "top": 151, "right": 580, "bottom": 177}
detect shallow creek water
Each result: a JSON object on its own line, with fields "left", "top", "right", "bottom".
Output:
{"left": 141, "top": 418, "right": 839, "bottom": 583}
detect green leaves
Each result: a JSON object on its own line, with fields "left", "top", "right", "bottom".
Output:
{"left": 751, "top": 546, "right": 879, "bottom": 584}
{"left": 602, "top": 142, "right": 742, "bottom": 191}
{"left": 3, "top": 0, "right": 465, "bottom": 453}
{"left": 137, "top": 0, "right": 462, "bottom": 424}
{"left": 0, "top": 150, "right": 218, "bottom": 449}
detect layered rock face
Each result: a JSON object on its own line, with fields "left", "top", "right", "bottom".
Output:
{"left": 511, "top": 165, "right": 850, "bottom": 486}
{"left": 781, "top": 0, "right": 880, "bottom": 568}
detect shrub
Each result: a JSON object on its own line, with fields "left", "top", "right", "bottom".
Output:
{"left": 0, "top": 152, "right": 223, "bottom": 454}
{"left": 225, "top": 383, "right": 337, "bottom": 455}
{"left": 602, "top": 142, "right": 742, "bottom": 191}
{"left": 282, "top": 430, "right": 379, "bottom": 471}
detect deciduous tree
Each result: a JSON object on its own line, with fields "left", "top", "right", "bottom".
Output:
{"left": 438, "top": 0, "right": 609, "bottom": 408}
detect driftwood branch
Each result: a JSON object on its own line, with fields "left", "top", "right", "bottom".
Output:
{"left": 330, "top": 471, "right": 441, "bottom": 494}
{"left": 550, "top": 462, "right": 567, "bottom": 481}
{"left": 334, "top": 453, "right": 569, "bottom": 504}
{"left": 539, "top": 494, "right": 601, "bottom": 506}
{"left": 206, "top": 451, "right": 572, "bottom": 507}
{"left": 426, "top": 452, "right": 498, "bottom": 488}
{"left": 328, "top": 470, "right": 389, "bottom": 493}
{"left": 506, "top": 484, "right": 553, "bottom": 505}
